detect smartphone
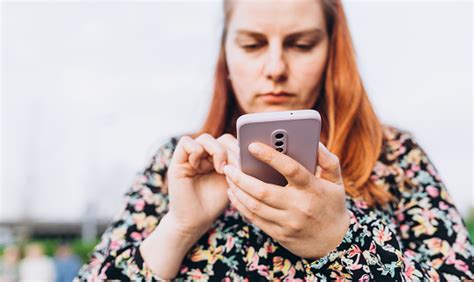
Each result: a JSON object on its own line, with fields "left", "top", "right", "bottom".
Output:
{"left": 237, "top": 109, "right": 321, "bottom": 186}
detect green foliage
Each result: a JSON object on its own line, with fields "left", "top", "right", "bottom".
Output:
{"left": 466, "top": 209, "right": 474, "bottom": 241}
{"left": 0, "top": 238, "right": 99, "bottom": 263}
{"left": 71, "top": 239, "right": 100, "bottom": 262}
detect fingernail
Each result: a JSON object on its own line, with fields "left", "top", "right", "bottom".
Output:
{"left": 220, "top": 161, "right": 227, "bottom": 173}
{"left": 248, "top": 143, "right": 261, "bottom": 155}
{"left": 319, "top": 142, "right": 329, "bottom": 153}
{"left": 223, "top": 165, "right": 233, "bottom": 176}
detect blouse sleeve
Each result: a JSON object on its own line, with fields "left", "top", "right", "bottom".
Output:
{"left": 301, "top": 132, "right": 474, "bottom": 281}
{"left": 74, "top": 137, "right": 178, "bottom": 281}
{"left": 390, "top": 132, "right": 473, "bottom": 280}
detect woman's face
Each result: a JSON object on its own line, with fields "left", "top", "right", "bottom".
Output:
{"left": 225, "top": 0, "right": 329, "bottom": 114}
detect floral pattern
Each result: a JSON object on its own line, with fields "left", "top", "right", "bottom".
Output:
{"left": 75, "top": 126, "right": 474, "bottom": 281}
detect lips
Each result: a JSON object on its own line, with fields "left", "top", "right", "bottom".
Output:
{"left": 260, "top": 91, "right": 295, "bottom": 97}
{"left": 259, "top": 92, "right": 295, "bottom": 103}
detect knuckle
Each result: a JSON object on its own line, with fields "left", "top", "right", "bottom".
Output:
{"left": 286, "top": 163, "right": 301, "bottom": 178}
{"left": 219, "top": 133, "right": 234, "bottom": 141}
{"left": 248, "top": 200, "right": 260, "bottom": 213}
{"left": 178, "top": 135, "right": 192, "bottom": 144}
{"left": 232, "top": 173, "right": 241, "bottom": 185}
{"left": 300, "top": 202, "right": 316, "bottom": 220}
{"left": 288, "top": 221, "right": 303, "bottom": 233}
{"left": 255, "top": 187, "right": 268, "bottom": 201}
{"left": 196, "top": 133, "right": 212, "bottom": 142}
{"left": 262, "top": 152, "right": 274, "bottom": 163}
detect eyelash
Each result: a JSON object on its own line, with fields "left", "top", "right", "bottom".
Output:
{"left": 241, "top": 43, "right": 314, "bottom": 51}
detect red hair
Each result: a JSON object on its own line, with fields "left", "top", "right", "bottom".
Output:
{"left": 191, "top": 0, "right": 395, "bottom": 208}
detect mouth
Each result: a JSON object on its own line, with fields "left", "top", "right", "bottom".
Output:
{"left": 259, "top": 92, "right": 296, "bottom": 103}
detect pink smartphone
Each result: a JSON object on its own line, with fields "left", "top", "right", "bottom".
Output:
{"left": 237, "top": 109, "right": 321, "bottom": 186}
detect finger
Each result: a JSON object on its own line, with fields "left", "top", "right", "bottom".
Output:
{"left": 171, "top": 136, "right": 202, "bottom": 166}
{"left": 317, "top": 143, "right": 343, "bottom": 185}
{"left": 217, "top": 134, "right": 239, "bottom": 167}
{"left": 170, "top": 136, "right": 212, "bottom": 176}
{"left": 248, "top": 142, "right": 311, "bottom": 187}
{"left": 195, "top": 133, "right": 228, "bottom": 174}
{"left": 185, "top": 142, "right": 214, "bottom": 173}
{"left": 227, "top": 188, "right": 284, "bottom": 240}
{"left": 226, "top": 176, "right": 286, "bottom": 223}
{"left": 188, "top": 144, "right": 205, "bottom": 169}
{"left": 194, "top": 155, "right": 214, "bottom": 174}
{"left": 223, "top": 164, "right": 286, "bottom": 209}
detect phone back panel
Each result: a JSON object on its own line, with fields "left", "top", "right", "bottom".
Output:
{"left": 237, "top": 110, "right": 321, "bottom": 186}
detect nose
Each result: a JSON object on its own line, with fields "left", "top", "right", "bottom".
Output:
{"left": 263, "top": 43, "right": 288, "bottom": 83}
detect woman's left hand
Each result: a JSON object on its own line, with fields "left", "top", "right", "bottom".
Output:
{"left": 223, "top": 141, "right": 351, "bottom": 259}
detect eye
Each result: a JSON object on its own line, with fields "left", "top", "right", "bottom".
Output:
{"left": 241, "top": 43, "right": 264, "bottom": 51}
{"left": 293, "top": 44, "right": 314, "bottom": 51}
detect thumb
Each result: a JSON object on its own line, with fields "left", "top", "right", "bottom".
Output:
{"left": 316, "top": 142, "right": 343, "bottom": 185}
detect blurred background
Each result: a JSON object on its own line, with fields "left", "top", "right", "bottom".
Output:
{"left": 1, "top": 0, "right": 473, "bottom": 280}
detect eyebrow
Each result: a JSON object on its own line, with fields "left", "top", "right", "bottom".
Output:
{"left": 235, "top": 28, "right": 324, "bottom": 39}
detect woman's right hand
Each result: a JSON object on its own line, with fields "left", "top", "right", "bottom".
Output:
{"left": 140, "top": 133, "right": 239, "bottom": 279}
{"left": 165, "top": 133, "right": 239, "bottom": 240}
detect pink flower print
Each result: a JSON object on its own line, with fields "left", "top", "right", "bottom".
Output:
{"left": 404, "top": 263, "right": 416, "bottom": 278}
{"left": 109, "top": 240, "right": 120, "bottom": 251}
{"left": 141, "top": 229, "right": 151, "bottom": 238}
{"left": 373, "top": 226, "right": 392, "bottom": 245}
{"left": 369, "top": 242, "right": 377, "bottom": 254}
{"left": 349, "top": 263, "right": 363, "bottom": 271}
{"left": 188, "top": 268, "right": 206, "bottom": 281}
{"left": 225, "top": 236, "right": 234, "bottom": 252}
{"left": 454, "top": 260, "right": 469, "bottom": 272}
{"left": 426, "top": 186, "right": 439, "bottom": 198}
{"left": 249, "top": 256, "right": 268, "bottom": 277}
{"left": 411, "top": 164, "right": 420, "bottom": 172}
{"left": 359, "top": 274, "right": 370, "bottom": 282}
{"left": 130, "top": 232, "right": 142, "bottom": 241}
{"left": 348, "top": 245, "right": 362, "bottom": 257}
{"left": 179, "top": 266, "right": 189, "bottom": 274}
{"left": 396, "top": 212, "right": 405, "bottom": 222}
{"left": 439, "top": 201, "right": 450, "bottom": 210}
{"left": 443, "top": 250, "right": 470, "bottom": 272}
{"left": 427, "top": 164, "right": 439, "bottom": 178}
{"left": 355, "top": 200, "right": 368, "bottom": 209}
{"left": 134, "top": 199, "right": 145, "bottom": 212}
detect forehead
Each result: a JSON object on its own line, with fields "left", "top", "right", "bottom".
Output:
{"left": 228, "top": 0, "right": 326, "bottom": 35}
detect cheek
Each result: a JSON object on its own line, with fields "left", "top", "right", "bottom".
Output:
{"left": 295, "top": 52, "right": 327, "bottom": 86}
{"left": 226, "top": 49, "right": 260, "bottom": 109}
{"left": 293, "top": 50, "right": 328, "bottom": 102}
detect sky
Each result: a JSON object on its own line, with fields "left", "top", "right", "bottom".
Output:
{"left": 1, "top": 0, "right": 472, "bottom": 223}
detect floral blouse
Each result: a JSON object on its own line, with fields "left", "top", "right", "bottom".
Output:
{"left": 75, "top": 126, "right": 474, "bottom": 281}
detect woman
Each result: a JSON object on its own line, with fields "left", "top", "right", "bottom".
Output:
{"left": 76, "top": 0, "right": 474, "bottom": 280}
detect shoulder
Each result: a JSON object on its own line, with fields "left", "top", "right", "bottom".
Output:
{"left": 378, "top": 125, "right": 441, "bottom": 187}
{"left": 380, "top": 124, "right": 426, "bottom": 165}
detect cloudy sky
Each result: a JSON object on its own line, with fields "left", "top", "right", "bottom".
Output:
{"left": 1, "top": 0, "right": 472, "bottom": 223}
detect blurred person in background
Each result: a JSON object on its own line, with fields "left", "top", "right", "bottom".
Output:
{"left": 54, "top": 243, "right": 82, "bottom": 282}
{"left": 19, "top": 243, "right": 55, "bottom": 282}
{"left": 76, "top": 0, "right": 473, "bottom": 280}
{"left": 0, "top": 245, "right": 20, "bottom": 282}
